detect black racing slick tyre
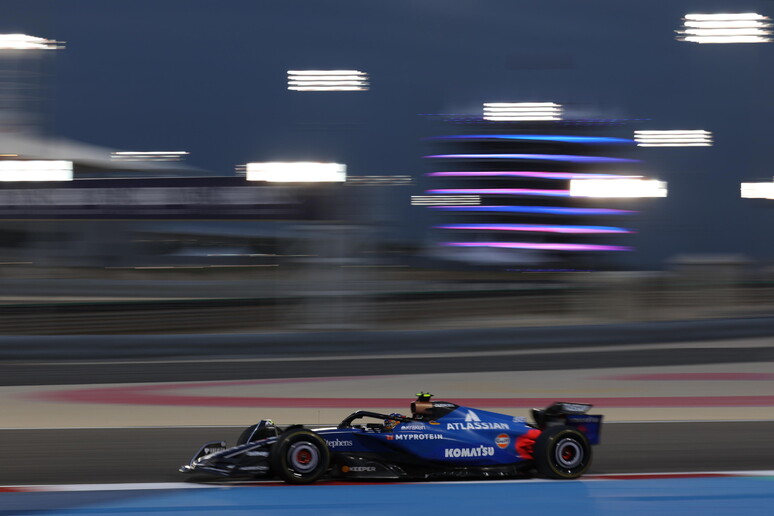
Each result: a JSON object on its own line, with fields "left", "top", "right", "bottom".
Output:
{"left": 270, "top": 429, "right": 330, "bottom": 484}
{"left": 533, "top": 425, "right": 591, "bottom": 479}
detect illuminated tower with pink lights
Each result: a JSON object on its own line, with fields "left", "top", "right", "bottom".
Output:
{"left": 422, "top": 108, "right": 648, "bottom": 268}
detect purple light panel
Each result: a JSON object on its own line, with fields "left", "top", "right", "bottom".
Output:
{"left": 429, "top": 135, "right": 634, "bottom": 144}
{"left": 427, "top": 171, "right": 637, "bottom": 180}
{"left": 425, "top": 154, "right": 640, "bottom": 163}
{"left": 443, "top": 242, "right": 632, "bottom": 252}
{"left": 428, "top": 188, "right": 569, "bottom": 197}
{"left": 429, "top": 206, "right": 636, "bottom": 215}
{"left": 437, "top": 224, "right": 633, "bottom": 234}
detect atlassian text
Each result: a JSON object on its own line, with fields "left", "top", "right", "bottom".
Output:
{"left": 446, "top": 422, "right": 509, "bottom": 430}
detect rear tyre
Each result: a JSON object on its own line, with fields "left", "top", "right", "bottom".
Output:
{"left": 533, "top": 425, "right": 591, "bottom": 479}
{"left": 270, "top": 429, "right": 330, "bottom": 484}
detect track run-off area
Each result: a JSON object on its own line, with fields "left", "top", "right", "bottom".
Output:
{"left": 1, "top": 335, "right": 773, "bottom": 513}
{"left": 2, "top": 473, "right": 774, "bottom": 515}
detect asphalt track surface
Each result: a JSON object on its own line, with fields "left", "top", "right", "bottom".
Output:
{"left": 2, "top": 422, "right": 774, "bottom": 485}
{"left": 2, "top": 341, "right": 774, "bottom": 386}
{"left": 3, "top": 337, "right": 773, "bottom": 486}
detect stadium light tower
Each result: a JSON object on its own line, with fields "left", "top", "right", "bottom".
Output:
{"left": 0, "top": 34, "right": 64, "bottom": 134}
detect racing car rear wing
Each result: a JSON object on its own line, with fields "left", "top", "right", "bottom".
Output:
{"left": 532, "top": 402, "right": 602, "bottom": 445}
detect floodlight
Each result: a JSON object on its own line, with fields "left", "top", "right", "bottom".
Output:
{"left": 246, "top": 162, "right": 346, "bottom": 182}
{"left": 0, "top": 160, "right": 73, "bottom": 181}
{"left": 483, "top": 102, "right": 562, "bottom": 121}
{"left": 741, "top": 181, "right": 774, "bottom": 199}
{"left": 570, "top": 179, "right": 667, "bottom": 198}
{"left": 0, "top": 34, "right": 63, "bottom": 50}
{"left": 287, "top": 70, "right": 369, "bottom": 91}
{"left": 677, "top": 13, "right": 772, "bottom": 43}
{"left": 634, "top": 130, "right": 712, "bottom": 147}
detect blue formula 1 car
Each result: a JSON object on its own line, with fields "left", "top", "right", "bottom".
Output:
{"left": 180, "top": 393, "right": 603, "bottom": 484}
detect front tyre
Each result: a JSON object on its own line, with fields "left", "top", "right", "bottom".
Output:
{"left": 533, "top": 426, "right": 591, "bottom": 479}
{"left": 270, "top": 429, "right": 330, "bottom": 484}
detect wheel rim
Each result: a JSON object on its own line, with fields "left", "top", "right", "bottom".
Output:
{"left": 288, "top": 442, "right": 320, "bottom": 473}
{"left": 554, "top": 438, "right": 583, "bottom": 469}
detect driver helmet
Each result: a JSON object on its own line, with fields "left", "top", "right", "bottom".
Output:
{"left": 384, "top": 413, "right": 404, "bottom": 431}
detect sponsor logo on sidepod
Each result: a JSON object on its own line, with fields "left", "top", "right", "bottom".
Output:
{"left": 446, "top": 422, "right": 509, "bottom": 430}
{"left": 326, "top": 439, "right": 353, "bottom": 447}
{"left": 444, "top": 446, "right": 496, "bottom": 458}
{"left": 446, "top": 410, "right": 509, "bottom": 430}
{"left": 495, "top": 434, "right": 510, "bottom": 449}
{"left": 465, "top": 410, "right": 481, "bottom": 422}
{"left": 342, "top": 466, "right": 376, "bottom": 473}
{"left": 394, "top": 433, "right": 443, "bottom": 440}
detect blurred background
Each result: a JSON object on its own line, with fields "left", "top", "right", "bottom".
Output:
{"left": 0, "top": 1, "right": 772, "bottom": 334}
{"left": 0, "top": 4, "right": 773, "bottom": 511}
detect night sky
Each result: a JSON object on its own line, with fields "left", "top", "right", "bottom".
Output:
{"left": 2, "top": 0, "right": 774, "bottom": 266}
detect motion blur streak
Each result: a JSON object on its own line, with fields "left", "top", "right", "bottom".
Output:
{"left": 0, "top": 160, "right": 73, "bottom": 181}
{"left": 111, "top": 151, "right": 189, "bottom": 162}
{"left": 677, "top": 13, "right": 772, "bottom": 43}
{"left": 634, "top": 130, "right": 713, "bottom": 147}
{"left": 483, "top": 102, "right": 562, "bottom": 121}
{"left": 0, "top": 33, "right": 62, "bottom": 50}
{"left": 411, "top": 195, "right": 480, "bottom": 205}
{"left": 287, "top": 70, "right": 369, "bottom": 91}
{"left": 436, "top": 224, "right": 633, "bottom": 234}
{"left": 346, "top": 175, "right": 412, "bottom": 186}
{"left": 429, "top": 135, "right": 633, "bottom": 144}
{"left": 245, "top": 162, "right": 346, "bottom": 182}
{"left": 569, "top": 179, "right": 668, "bottom": 198}
{"left": 428, "top": 188, "right": 569, "bottom": 197}
{"left": 741, "top": 181, "right": 774, "bottom": 199}
{"left": 428, "top": 171, "right": 640, "bottom": 180}
{"left": 425, "top": 154, "right": 640, "bottom": 163}
{"left": 429, "top": 205, "right": 637, "bottom": 215}
{"left": 442, "top": 242, "right": 632, "bottom": 251}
